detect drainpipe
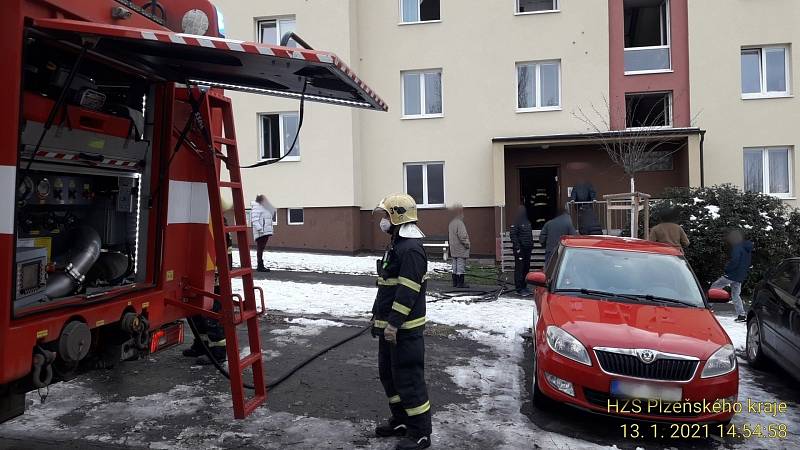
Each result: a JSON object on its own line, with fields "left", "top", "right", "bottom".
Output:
{"left": 699, "top": 131, "right": 706, "bottom": 188}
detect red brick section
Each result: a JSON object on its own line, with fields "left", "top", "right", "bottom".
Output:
{"left": 608, "top": 0, "right": 691, "bottom": 130}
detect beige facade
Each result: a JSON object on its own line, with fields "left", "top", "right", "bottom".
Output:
{"left": 212, "top": 0, "right": 799, "bottom": 254}
{"left": 213, "top": 0, "right": 610, "bottom": 212}
{"left": 688, "top": 0, "right": 800, "bottom": 207}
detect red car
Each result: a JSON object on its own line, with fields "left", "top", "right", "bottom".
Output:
{"left": 527, "top": 236, "right": 738, "bottom": 423}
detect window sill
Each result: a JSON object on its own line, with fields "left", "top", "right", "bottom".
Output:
{"left": 624, "top": 69, "right": 674, "bottom": 76}
{"left": 514, "top": 10, "right": 560, "bottom": 16}
{"left": 401, "top": 114, "right": 444, "bottom": 120}
{"left": 741, "top": 93, "right": 793, "bottom": 100}
{"left": 287, "top": 222, "right": 304, "bottom": 226}
{"left": 398, "top": 20, "right": 442, "bottom": 26}
{"left": 624, "top": 125, "right": 673, "bottom": 131}
{"left": 259, "top": 156, "right": 301, "bottom": 162}
{"left": 416, "top": 204, "right": 446, "bottom": 210}
{"left": 517, "top": 106, "right": 562, "bottom": 114}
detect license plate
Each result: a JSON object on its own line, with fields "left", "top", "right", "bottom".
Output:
{"left": 611, "top": 380, "right": 682, "bottom": 402}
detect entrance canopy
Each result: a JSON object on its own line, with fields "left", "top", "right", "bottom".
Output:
{"left": 31, "top": 18, "right": 387, "bottom": 111}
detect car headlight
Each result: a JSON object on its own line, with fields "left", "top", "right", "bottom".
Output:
{"left": 546, "top": 326, "right": 591, "bottom": 366}
{"left": 701, "top": 344, "right": 737, "bottom": 378}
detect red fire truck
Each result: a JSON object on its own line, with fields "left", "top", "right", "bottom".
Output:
{"left": 0, "top": 0, "right": 386, "bottom": 423}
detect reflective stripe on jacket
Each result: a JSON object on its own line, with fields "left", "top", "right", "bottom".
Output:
{"left": 372, "top": 237, "right": 428, "bottom": 333}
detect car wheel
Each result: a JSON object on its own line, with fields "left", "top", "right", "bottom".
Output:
{"left": 746, "top": 316, "right": 766, "bottom": 368}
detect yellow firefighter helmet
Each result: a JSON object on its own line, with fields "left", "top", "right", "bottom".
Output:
{"left": 375, "top": 193, "right": 418, "bottom": 226}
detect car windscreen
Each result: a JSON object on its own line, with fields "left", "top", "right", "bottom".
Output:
{"left": 554, "top": 247, "right": 705, "bottom": 307}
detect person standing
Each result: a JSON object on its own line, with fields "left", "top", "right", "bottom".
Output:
{"left": 539, "top": 207, "right": 577, "bottom": 265}
{"left": 250, "top": 195, "right": 274, "bottom": 272}
{"left": 447, "top": 204, "right": 470, "bottom": 288}
{"left": 510, "top": 205, "right": 535, "bottom": 296}
{"left": 649, "top": 208, "right": 690, "bottom": 249}
{"left": 571, "top": 178, "right": 599, "bottom": 235}
{"left": 372, "top": 194, "right": 432, "bottom": 450}
{"left": 711, "top": 229, "right": 753, "bottom": 322}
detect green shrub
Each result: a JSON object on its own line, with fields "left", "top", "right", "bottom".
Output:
{"left": 646, "top": 184, "right": 800, "bottom": 291}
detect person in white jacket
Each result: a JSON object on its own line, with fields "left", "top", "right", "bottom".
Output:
{"left": 250, "top": 195, "right": 275, "bottom": 272}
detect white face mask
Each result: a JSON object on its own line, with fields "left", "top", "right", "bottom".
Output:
{"left": 379, "top": 218, "right": 392, "bottom": 234}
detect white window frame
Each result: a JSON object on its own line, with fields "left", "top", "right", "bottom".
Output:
{"left": 257, "top": 112, "right": 300, "bottom": 162}
{"left": 398, "top": 0, "right": 441, "bottom": 25}
{"left": 514, "top": 0, "right": 560, "bottom": 16}
{"left": 743, "top": 147, "right": 794, "bottom": 199}
{"left": 623, "top": 0, "right": 672, "bottom": 75}
{"left": 741, "top": 45, "right": 792, "bottom": 99}
{"left": 256, "top": 16, "right": 297, "bottom": 46}
{"left": 403, "top": 162, "right": 446, "bottom": 209}
{"left": 624, "top": 91, "right": 673, "bottom": 129}
{"left": 515, "top": 60, "right": 562, "bottom": 112}
{"left": 401, "top": 70, "right": 444, "bottom": 119}
{"left": 287, "top": 208, "right": 304, "bottom": 225}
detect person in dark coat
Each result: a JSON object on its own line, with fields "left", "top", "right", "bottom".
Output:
{"left": 540, "top": 208, "right": 577, "bottom": 265}
{"left": 571, "top": 180, "right": 601, "bottom": 235}
{"left": 372, "top": 193, "right": 432, "bottom": 450}
{"left": 510, "top": 205, "right": 535, "bottom": 296}
{"left": 711, "top": 229, "right": 753, "bottom": 322}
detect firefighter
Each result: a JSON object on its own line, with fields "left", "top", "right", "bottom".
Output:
{"left": 372, "top": 194, "right": 432, "bottom": 450}
{"left": 182, "top": 217, "right": 233, "bottom": 365}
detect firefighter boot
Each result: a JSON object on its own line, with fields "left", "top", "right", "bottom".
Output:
{"left": 182, "top": 338, "right": 207, "bottom": 358}
{"left": 457, "top": 275, "right": 470, "bottom": 289}
{"left": 451, "top": 274, "right": 458, "bottom": 288}
{"left": 375, "top": 419, "right": 408, "bottom": 437}
{"left": 396, "top": 434, "right": 431, "bottom": 450}
{"left": 196, "top": 345, "right": 227, "bottom": 366}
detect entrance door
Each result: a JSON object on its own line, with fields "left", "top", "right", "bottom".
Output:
{"left": 519, "top": 167, "right": 559, "bottom": 230}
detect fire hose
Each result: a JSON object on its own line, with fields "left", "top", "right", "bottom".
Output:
{"left": 186, "top": 316, "right": 370, "bottom": 390}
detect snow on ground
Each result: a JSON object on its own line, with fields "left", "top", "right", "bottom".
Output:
{"left": 231, "top": 250, "right": 450, "bottom": 275}
{"left": 717, "top": 314, "right": 747, "bottom": 351}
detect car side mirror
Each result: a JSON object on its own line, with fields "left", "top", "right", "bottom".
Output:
{"left": 526, "top": 271, "right": 547, "bottom": 287}
{"left": 707, "top": 288, "right": 731, "bottom": 303}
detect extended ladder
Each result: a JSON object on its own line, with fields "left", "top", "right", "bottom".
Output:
{"left": 195, "top": 89, "right": 267, "bottom": 418}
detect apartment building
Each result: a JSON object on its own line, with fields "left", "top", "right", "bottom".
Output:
{"left": 212, "top": 0, "right": 799, "bottom": 257}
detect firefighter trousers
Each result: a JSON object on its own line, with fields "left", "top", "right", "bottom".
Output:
{"left": 378, "top": 332, "right": 432, "bottom": 437}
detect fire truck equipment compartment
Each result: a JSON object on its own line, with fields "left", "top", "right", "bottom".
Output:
{"left": 30, "top": 18, "right": 388, "bottom": 111}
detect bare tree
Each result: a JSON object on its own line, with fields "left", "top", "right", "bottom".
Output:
{"left": 573, "top": 93, "right": 696, "bottom": 235}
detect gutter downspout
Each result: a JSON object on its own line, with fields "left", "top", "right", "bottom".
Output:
{"left": 699, "top": 130, "right": 706, "bottom": 188}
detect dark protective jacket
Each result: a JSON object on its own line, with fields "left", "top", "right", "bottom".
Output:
{"left": 372, "top": 236, "right": 428, "bottom": 333}
{"left": 724, "top": 240, "right": 753, "bottom": 283}
{"left": 540, "top": 213, "right": 577, "bottom": 257}
{"left": 571, "top": 182, "right": 597, "bottom": 202}
{"left": 510, "top": 217, "right": 534, "bottom": 250}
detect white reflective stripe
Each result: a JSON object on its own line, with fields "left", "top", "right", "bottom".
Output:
{"left": 169, "top": 34, "right": 186, "bottom": 44}
{"left": 167, "top": 180, "right": 210, "bottom": 224}
{"left": 227, "top": 42, "right": 245, "bottom": 52}
{"left": 141, "top": 31, "right": 158, "bottom": 41}
{"left": 0, "top": 166, "right": 15, "bottom": 234}
{"left": 197, "top": 38, "right": 215, "bottom": 48}
{"left": 257, "top": 46, "right": 275, "bottom": 56}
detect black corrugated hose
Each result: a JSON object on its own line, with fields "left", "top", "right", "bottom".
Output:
{"left": 186, "top": 316, "right": 370, "bottom": 390}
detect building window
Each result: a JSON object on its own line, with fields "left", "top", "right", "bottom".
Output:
{"left": 625, "top": 92, "right": 672, "bottom": 128}
{"left": 288, "top": 208, "right": 304, "bottom": 225}
{"left": 402, "top": 70, "right": 443, "bottom": 118}
{"left": 259, "top": 113, "right": 300, "bottom": 161}
{"left": 744, "top": 147, "right": 793, "bottom": 198}
{"left": 404, "top": 162, "right": 445, "bottom": 208}
{"left": 257, "top": 17, "right": 296, "bottom": 46}
{"left": 623, "top": 0, "right": 671, "bottom": 73}
{"left": 517, "top": 61, "right": 561, "bottom": 111}
{"left": 741, "top": 46, "right": 790, "bottom": 98}
{"left": 400, "top": 0, "right": 440, "bottom": 23}
{"left": 516, "top": 0, "right": 558, "bottom": 14}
